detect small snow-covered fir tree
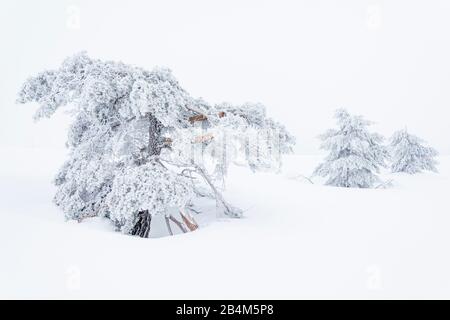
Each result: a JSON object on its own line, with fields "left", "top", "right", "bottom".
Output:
{"left": 389, "top": 129, "right": 438, "bottom": 174}
{"left": 17, "top": 52, "right": 294, "bottom": 237}
{"left": 313, "top": 109, "right": 387, "bottom": 188}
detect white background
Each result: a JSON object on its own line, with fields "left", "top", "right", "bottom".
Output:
{"left": 1, "top": 1, "right": 450, "bottom": 299}
{"left": 1, "top": 0, "right": 449, "bottom": 154}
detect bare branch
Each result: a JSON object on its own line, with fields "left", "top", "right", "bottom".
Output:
{"left": 165, "top": 216, "right": 173, "bottom": 236}
{"left": 169, "top": 215, "right": 187, "bottom": 233}
{"left": 191, "top": 163, "right": 242, "bottom": 218}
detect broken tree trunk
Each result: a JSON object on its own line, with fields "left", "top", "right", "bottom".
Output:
{"left": 180, "top": 211, "right": 199, "bottom": 231}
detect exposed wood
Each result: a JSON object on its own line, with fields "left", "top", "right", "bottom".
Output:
{"left": 161, "top": 137, "right": 173, "bottom": 148}
{"left": 180, "top": 211, "right": 199, "bottom": 231}
{"left": 193, "top": 133, "right": 214, "bottom": 144}
{"left": 162, "top": 134, "right": 212, "bottom": 147}
{"left": 163, "top": 137, "right": 172, "bottom": 144}
{"left": 188, "top": 112, "right": 226, "bottom": 124}
{"left": 169, "top": 215, "right": 187, "bottom": 233}
{"left": 188, "top": 114, "right": 208, "bottom": 124}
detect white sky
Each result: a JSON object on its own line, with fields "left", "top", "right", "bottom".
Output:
{"left": 1, "top": 0, "right": 449, "bottom": 154}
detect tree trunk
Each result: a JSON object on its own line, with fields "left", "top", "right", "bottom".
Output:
{"left": 131, "top": 210, "right": 152, "bottom": 238}
{"left": 148, "top": 113, "right": 163, "bottom": 156}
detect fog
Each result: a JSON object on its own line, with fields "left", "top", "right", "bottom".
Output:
{"left": 1, "top": 0, "right": 449, "bottom": 154}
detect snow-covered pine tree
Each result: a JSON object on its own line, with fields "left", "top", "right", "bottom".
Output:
{"left": 17, "top": 52, "right": 294, "bottom": 237}
{"left": 313, "top": 109, "right": 387, "bottom": 188}
{"left": 389, "top": 129, "right": 438, "bottom": 173}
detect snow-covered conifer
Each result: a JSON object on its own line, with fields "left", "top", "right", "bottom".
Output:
{"left": 17, "top": 52, "right": 294, "bottom": 237}
{"left": 314, "top": 109, "right": 387, "bottom": 188}
{"left": 389, "top": 129, "right": 438, "bottom": 173}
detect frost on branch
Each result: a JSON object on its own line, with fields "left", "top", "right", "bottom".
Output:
{"left": 17, "top": 52, "right": 294, "bottom": 237}
{"left": 107, "top": 160, "right": 193, "bottom": 236}
{"left": 314, "top": 109, "right": 387, "bottom": 188}
{"left": 389, "top": 129, "right": 438, "bottom": 174}
{"left": 54, "top": 152, "right": 114, "bottom": 221}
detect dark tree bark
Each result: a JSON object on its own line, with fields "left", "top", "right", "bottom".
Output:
{"left": 130, "top": 114, "right": 166, "bottom": 237}
{"left": 148, "top": 113, "right": 163, "bottom": 156}
{"left": 131, "top": 210, "right": 152, "bottom": 238}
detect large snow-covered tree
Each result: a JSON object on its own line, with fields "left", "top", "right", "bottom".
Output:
{"left": 17, "top": 52, "right": 294, "bottom": 237}
{"left": 389, "top": 129, "right": 438, "bottom": 174}
{"left": 313, "top": 109, "right": 387, "bottom": 188}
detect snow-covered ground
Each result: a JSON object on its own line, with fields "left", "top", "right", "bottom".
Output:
{"left": 1, "top": 147, "right": 449, "bottom": 299}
